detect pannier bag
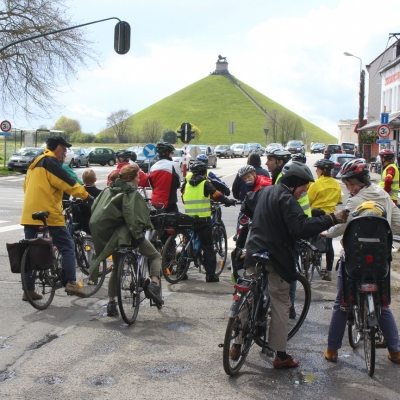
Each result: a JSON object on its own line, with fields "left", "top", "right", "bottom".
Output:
{"left": 28, "top": 238, "right": 54, "bottom": 270}
{"left": 150, "top": 213, "right": 166, "bottom": 231}
{"left": 6, "top": 240, "right": 29, "bottom": 273}
{"left": 164, "top": 213, "right": 195, "bottom": 229}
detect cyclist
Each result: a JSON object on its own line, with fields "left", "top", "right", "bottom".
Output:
{"left": 149, "top": 142, "right": 182, "bottom": 213}
{"left": 89, "top": 164, "right": 163, "bottom": 316}
{"left": 322, "top": 159, "right": 400, "bottom": 364}
{"left": 265, "top": 148, "right": 292, "bottom": 184}
{"left": 195, "top": 154, "right": 230, "bottom": 195}
{"left": 378, "top": 149, "right": 399, "bottom": 205}
{"left": 181, "top": 161, "right": 236, "bottom": 282}
{"left": 21, "top": 136, "right": 93, "bottom": 299}
{"left": 239, "top": 161, "right": 348, "bottom": 369}
{"left": 308, "top": 159, "right": 342, "bottom": 281}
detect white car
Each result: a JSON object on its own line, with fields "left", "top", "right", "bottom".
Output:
{"left": 231, "top": 143, "right": 250, "bottom": 158}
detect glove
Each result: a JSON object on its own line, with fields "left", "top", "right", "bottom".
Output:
{"left": 331, "top": 209, "right": 349, "bottom": 224}
{"left": 227, "top": 199, "right": 236, "bottom": 207}
{"left": 84, "top": 195, "right": 94, "bottom": 206}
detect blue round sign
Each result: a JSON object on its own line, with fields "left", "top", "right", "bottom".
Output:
{"left": 143, "top": 143, "right": 157, "bottom": 159}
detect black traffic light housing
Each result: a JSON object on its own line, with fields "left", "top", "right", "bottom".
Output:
{"left": 178, "top": 122, "right": 195, "bottom": 143}
{"left": 114, "top": 21, "right": 131, "bottom": 54}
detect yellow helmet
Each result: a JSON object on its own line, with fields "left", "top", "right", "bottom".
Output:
{"left": 353, "top": 201, "right": 387, "bottom": 218}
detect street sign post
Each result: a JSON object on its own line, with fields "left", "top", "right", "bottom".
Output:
{"left": 1, "top": 120, "right": 12, "bottom": 132}
{"left": 377, "top": 124, "right": 391, "bottom": 139}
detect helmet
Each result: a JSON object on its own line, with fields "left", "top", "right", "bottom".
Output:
{"left": 291, "top": 153, "right": 307, "bottom": 163}
{"left": 190, "top": 161, "right": 207, "bottom": 175}
{"left": 314, "top": 159, "right": 335, "bottom": 170}
{"left": 238, "top": 165, "right": 256, "bottom": 177}
{"left": 337, "top": 159, "right": 369, "bottom": 179}
{"left": 281, "top": 161, "right": 315, "bottom": 184}
{"left": 196, "top": 154, "right": 208, "bottom": 163}
{"left": 116, "top": 150, "right": 132, "bottom": 162}
{"left": 379, "top": 149, "right": 395, "bottom": 160}
{"left": 156, "top": 141, "right": 175, "bottom": 154}
{"left": 266, "top": 148, "right": 291, "bottom": 163}
{"left": 353, "top": 201, "right": 387, "bottom": 218}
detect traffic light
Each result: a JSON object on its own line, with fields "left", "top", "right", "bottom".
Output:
{"left": 114, "top": 21, "right": 131, "bottom": 54}
{"left": 178, "top": 122, "right": 195, "bottom": 143}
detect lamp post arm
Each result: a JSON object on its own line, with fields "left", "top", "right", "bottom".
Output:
{"left": 0, "top": 17, "right": 121, "bottom": 54}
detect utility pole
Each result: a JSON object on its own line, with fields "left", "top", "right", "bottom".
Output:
{"left": 358, "top": 70, "right": 365, "bottom": 155}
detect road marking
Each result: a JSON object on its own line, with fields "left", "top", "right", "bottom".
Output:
{"left": 0, "top": 220, "right": 10, "bottom": 224}
{"left": 2, "top": 177, "right": 25, "bottom": 182}
{"left": 0, "top": 224, "right": 23, "bottom": 233}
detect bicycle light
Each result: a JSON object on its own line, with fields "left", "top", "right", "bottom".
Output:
{"left": 365, "top": 255, "right": 374, "bottom": 263}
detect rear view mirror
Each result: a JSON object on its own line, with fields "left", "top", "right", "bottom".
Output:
{"left": 114, "top": 21, "right": 131, "bottom": 54}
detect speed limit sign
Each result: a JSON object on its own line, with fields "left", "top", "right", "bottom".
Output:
{"left": 0, "top": 120, "right": 12, "bottom": 132}
{"left": 377, "top": 124, "right": 391, "bottom": 139}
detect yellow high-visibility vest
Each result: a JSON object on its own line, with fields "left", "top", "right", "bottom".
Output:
{"left": 183, "top": 180, "right": 211, "bottom": 217}
{"left": 379, "top": 164, "right": 399, "bottom": 201}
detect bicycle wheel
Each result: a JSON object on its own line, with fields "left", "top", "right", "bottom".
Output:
{"left": 223, "top": 289, "right": 255, "bottom": 376}
{"left": 348, "top": 310, "right": 361, "bottom": 349}
{"left": 161, "top": 230, "right": 191, "bottom": 284}
{"left": 363, "top": 294, "right": 376, "bottom": 377}
{"left": 213, "top": 222, "right": 227, "bottom": 276}
{"left": 75, "top": 237, "right": 106, "bottom": 297}
{"left": 303, "top": 247, "right": 314, "bottom": 283}
{"left": 21, "top": 248, "right": 56, "bottom": 310}
{"left": 288, "top": 273, "right": 311, "bottom": 340}
{"left": 117, "top": 252, "right": 141, "bottom": 325}
{"left": 314, "top": 252, "right": 324, "bottom": 277}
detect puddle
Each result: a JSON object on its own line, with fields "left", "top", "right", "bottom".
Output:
{"left": 29, "top": 334, "right": 59, "bottom": 350}
{"left": 36, "top": 376, "right": 63, "bottom": 385}
{"left": 164, "top": 322, "right": 192, "bottom": 331}
{"left": 0, "top": 370, "right": 15, "bottom": 383}
{"left": 87, "top": 376, "right": 115, "bottom": 387}
{"left": 148, "top": 364, "right": 192, "bottom": 377}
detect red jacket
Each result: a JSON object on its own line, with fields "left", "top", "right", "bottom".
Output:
{"left": 252, "top": 175, "right": 272, "bottom": 192}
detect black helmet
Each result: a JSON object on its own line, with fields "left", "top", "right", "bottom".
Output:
{"left": 337, "top": 159, "right": 369, "bottom": 179}
{"left": 291, "top": 153, "right": 307, "bottom": 163}
{"left": 314, "top": 159, "right": 334, "bottom": 170}
{"left": 116, "top": 150, "right": 132, "bottom": 162}
{"left": 238, "top": 165, "right": 256, "bottom": 177}
{"left": 190, "top": 161, "right": 207, "bottom": 175}
{"left": 156, "top": 141, "right": 175, "bottom": 154}
{"left": 281, "top": 161, "right": 314, "bottom": 187}
{"left": 266, "top": 148, "right": 291, "bottom": 163}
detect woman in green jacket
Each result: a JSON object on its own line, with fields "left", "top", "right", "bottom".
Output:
{"left": 89, "top": 164, "right": 163, "bottom": 316}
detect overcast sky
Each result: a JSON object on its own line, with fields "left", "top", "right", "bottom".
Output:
{"left": 8, "top": 0, "right": 400, "bottom": 137}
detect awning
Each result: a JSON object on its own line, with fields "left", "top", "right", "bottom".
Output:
{"left": 358, "top": 111, "right": 400, "bottom": 131}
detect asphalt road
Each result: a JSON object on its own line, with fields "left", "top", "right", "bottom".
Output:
{"left": 0, "top": 155, "right": 400, "bottom": 399}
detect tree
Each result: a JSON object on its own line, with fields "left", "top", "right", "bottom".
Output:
{"left": 70, "top": 131, "right": 95, "bottom": 143}
{"left": 0, "top": 0, "right": 97, "bottom": 119}
{"left": 106, "top": 109, "right": 133, "bottom": 143}
{"left": 142, "top": 120, "right": 162, "bottom": 143}
{"left": 161, "top": 128, "right": 177, "bottom": 144}
{"left": 52, "top": 116, "right": 82, "bottom": 140}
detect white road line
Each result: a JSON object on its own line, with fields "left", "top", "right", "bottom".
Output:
{"left": 0, "top": 221, "right": 10, "bottom": 224}
{"left": 0, "top": 224, "right": 23, "bottom": 233}
{"left": 2, "top": 178, "right": 25, "bottom": 182}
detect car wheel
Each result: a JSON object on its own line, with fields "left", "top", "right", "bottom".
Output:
{"left": 77, "top": 160, "right": 81, "bottom": 168}
{"left": 86, "top": 160, "right": 90, "bottom": 167}
{"left": 231, "top": 154, "right": 235, "bottom": 159}
{"left": 69, "top": 159, "right": 74, "bottom": 168}
{"left": 108, "top": 159, "right": 115, "bottom": 166}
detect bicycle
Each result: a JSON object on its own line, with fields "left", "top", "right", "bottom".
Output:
{"left": 298, "top": 238, "right": 323, "bottom": 282}
{"left": 222, "top": 252, "right": 311, "bottom": 376}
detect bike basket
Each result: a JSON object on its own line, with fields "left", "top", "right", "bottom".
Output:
{"left": 314, "top": 235, "right": 328, "bottom": 253}
{"left": 164, "top": 213, "right": 195, "bottom": 228}
{"left": 28, "top": 238, "right": 54, "bottom": 270}
{"left": 6, "top": 240, "right": 29, "bottom": 273}
{"left": 343, "top": 216, "right": 392, "bottom": 280}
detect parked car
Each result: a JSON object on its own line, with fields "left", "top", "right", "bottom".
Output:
{"left": 329, "top": 154, "right": 366, "bottom": 178}
{"left": 189, "top": 145, "right": 218, "bottom": 168}
{"left": 247, "top": 142, "right": 264, "bottom": 156}
{"left": 265, "top": 143, "right": 284, "bottom": 154}
{"left": 285, "top": 140, "right": 305, "bottom": 154}
{"left": 86, "top": 147, "right": 116, "bottom": 166}
{"left": 71, "top": 147, "right": 90, "bottom": 168}
{"left": 172, "top": 148, "right": 184, "bottom": 170}
{"left": 324, "top": 144, "right": 342, "bottom": 159}
{"left": 310, "top": 143, "right": 326, "bottom": 154}
{"left": 231, "top": 143, "right": 250, "bottom": 158}
{"left": 215, "top": 144, "right": 233, "bottom": 158}
{"left": 341, "top": 142, "right": 357, "bottom": 155}
{"left": 135, "top": 148, "right": 159, "bottom": 172}
{"left": 7, "top": 147, "right": 43, "bottom": 173}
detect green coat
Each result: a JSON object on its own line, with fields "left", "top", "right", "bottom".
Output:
{"left": 89, "top": 178, "right": 152, "bottom": 279}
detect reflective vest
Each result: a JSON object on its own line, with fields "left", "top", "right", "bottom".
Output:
{"left": 275, "top": 172, "right": 311, "bottom": 216}
{"left": 183, "top": 180, "right": 211, "bottom": 217}
{"left": 379, "top": 163, "right": 399, "bottom": 201}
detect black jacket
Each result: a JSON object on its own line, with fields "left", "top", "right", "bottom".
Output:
{"left": 242, "top": 183, "right": 333, "bottom": 283}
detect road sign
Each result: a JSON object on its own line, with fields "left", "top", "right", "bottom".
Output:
{"left": 381, "top": 112, "right": 389, "bottom": 124}
{"left": 189, "top": 146, "right": 201, "bottom": 158}
{"left": 376, "top": 139, "right": 391, "bottom": 144}
{"left": 377, "top": 124, "right": 391, "bottom": 139}
{"left": 143, "top": 143, "right": 157, "bottom": 159}
{"left": 1, "top": 120, "right": 11, "bottom": 132}
{"left": 0, "top": 132, "right": 11, "bottom": 136}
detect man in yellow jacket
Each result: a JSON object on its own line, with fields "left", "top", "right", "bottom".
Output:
{"left": 378, "top": 149, "right": 399, "bottom": 205}
{"left": 21, "top": 136, "right": 93, "bottom": 300}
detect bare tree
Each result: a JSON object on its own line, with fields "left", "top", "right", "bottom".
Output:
{"left": 0, "top": 0, "right": 97, "bottom": 119}
{"left": 142, "top": 120, "right": 162, "bottom": 143}
{"left": 106, "top": 109, "right": 133, "bottom": 143}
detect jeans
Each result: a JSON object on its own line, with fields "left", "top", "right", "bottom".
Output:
{"left": 327, "top": 259, "right": 400, "bottom": 353}
{"left": 24, "top": 225, "right": 76, "bottom": 289}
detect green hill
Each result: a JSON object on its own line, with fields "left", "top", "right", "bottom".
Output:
{"left": 129, "top": 74, "right": 336, "bottom": 146}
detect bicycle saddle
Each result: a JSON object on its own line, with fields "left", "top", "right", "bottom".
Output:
{"left": 252, "top": 252, "right": 270, "bottom": 262}
{"left": 32, "top": 211, "right": 50, "bottom": 221}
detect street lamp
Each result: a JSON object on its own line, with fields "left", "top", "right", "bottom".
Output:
{"left": 344, "top": 52, "right": 365, "bottom": 156}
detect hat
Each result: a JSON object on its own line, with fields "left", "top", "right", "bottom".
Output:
{"left": 46, "top": 136, "right": 72, "bottom": 150}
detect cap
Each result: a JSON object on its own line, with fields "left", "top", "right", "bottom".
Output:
{"left": 46, "top": 136, "right": 72, "bottom": 149}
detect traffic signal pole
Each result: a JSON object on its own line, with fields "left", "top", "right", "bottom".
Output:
{"left": 178, "top": 122, "right": 194, "bottom": 178}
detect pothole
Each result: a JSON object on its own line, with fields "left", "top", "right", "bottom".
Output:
{"left": 148, "top": 364, "right": 192, "bottom": 377}
{"left": 0, "top": 370, "right": 15, "bottom": 383}
{"left": 87, "top": 376, "right": 115, "bottom": 387}
{"left": 36, "top": 376, "right": 63, "bottom": 385}
{"left": 164, "top": 322, "right": 192, "bottom": 331}
{"left": 29, "top": 334, "right": 59, "bottom": 350}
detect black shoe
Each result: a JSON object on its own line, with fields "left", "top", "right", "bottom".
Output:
{"left": 144, "top": 282, "right": 164, "bottom": 306}
{"left": 206, "top": 275, "right": 219, "bottom": 283}
{"left": 107, "top": 301, "right": 119, "bottom": 317}
{"left": 289, "top": 305, "right": 296, "bottom": 319}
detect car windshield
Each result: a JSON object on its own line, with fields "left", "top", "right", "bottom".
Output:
{"left": 71, "top": 148, "right": 81, "bottom": 154}
{"left": 16, "top": 148, "right": 41, "bottom": 156}
{"left": 288, "top": 141, "right": 303, "bottom": 146}
{"left": 172, "top": 149, "right": 182, "bottom": 157}
{"left": 336, "top": 156, "right": 355, "bottom": 163}
{"left": 216, "top": 145, "right": 228, "bottom": 150}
